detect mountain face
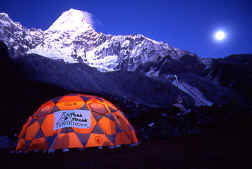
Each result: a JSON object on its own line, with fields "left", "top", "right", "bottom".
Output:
{"left": 0, "top": 9, "right": 250, "bottom": 112}
{"left": 205, "top": 54, "right": 252, "bottom": 104}
{"left": 0, "top": 13, "right": 43, "bottom": 58}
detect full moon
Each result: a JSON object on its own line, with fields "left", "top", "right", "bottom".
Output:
{"left": 214, "top": 30, "right": 226, "bottom": 41}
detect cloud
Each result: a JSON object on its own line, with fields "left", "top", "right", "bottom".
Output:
{"left": 81, "top": 10, "right": 103, "bottom": 29}
{"left": 81, "top": 11, "right": 94, "bottom": 27}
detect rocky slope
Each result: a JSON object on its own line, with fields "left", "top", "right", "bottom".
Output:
{"left": 205, "top": 54, "right": 252, "bottom": 103}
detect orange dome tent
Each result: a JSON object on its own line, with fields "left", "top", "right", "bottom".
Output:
{"left": 16, "top": 94, "right": 138, "bottom": 152}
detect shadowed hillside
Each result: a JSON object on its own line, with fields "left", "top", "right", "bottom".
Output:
{"left": 0, "top": 41, "right": 70, "bottom": 136}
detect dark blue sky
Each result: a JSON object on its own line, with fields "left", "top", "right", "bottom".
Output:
{"left": 1, "top": 0, "right": 251, "bottom": 58}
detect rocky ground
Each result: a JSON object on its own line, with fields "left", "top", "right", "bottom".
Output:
{"left": 1, "top": 136, "right": 242, "bottom": 169}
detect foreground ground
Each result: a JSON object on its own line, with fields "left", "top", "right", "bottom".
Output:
{"left": 1, "top": 136, "right": 242, "bottom": 169}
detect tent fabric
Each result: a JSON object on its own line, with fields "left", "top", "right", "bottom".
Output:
{"left": 16, "top": 94, "right": 138, "bottom": 152}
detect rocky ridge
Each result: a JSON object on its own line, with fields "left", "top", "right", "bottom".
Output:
{"left": 1, "top": 9, "right": 195, "bottom": 72}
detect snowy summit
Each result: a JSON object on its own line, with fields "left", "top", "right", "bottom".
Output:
{"left": 47, "top": 9, "right": 93, "bottom": 33}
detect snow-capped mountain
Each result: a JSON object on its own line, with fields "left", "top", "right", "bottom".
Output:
{"left": 1, "top": 9, "right": 195, "bottom": 72}
{"left": 0, "top": 13, "right": 43, "bottom": 58}
{"left": 0, "top": 9, "right": 243, "bottom": 109}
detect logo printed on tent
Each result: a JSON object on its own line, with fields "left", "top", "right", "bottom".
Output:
{"left": 54, "top": 110, "right": 91, "bottom": 130}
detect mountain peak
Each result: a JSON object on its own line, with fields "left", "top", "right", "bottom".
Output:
{"left": 47, "top": 9, "right": 93, "bottom": 32}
